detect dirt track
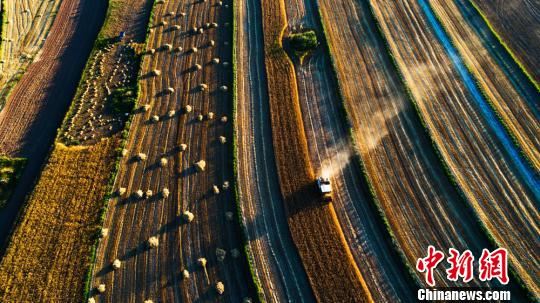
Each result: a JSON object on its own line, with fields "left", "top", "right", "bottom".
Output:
{"left": 472, "top": 0, "right": 540, "bottom": 83}
{"left": 92, "top": 1, "right": 251, "bottom": 302}
{"left": 235, "top": 0, "right": 315, "bottom": 301}
{"left": 0, "top": 0, "right": 107, "bottom": 248}
{"left": 369, "top": 0, "right": 538, "bottom": 295}
{"left": 285, "top": 0, "right": 416, "bottom": 301}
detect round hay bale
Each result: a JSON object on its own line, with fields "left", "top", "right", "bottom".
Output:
{"left": 192, "top": 26, "right": 198, "bottom": 33}
{"left": 101, "top": 228, "right": 109, "bottom": 238}
{"left": 151, "top": 115, "right": 160, "bottom": 122}
{"left": 222, "top": 181, "right": 230, "bottom": 190}
{"left": 118, "top": 187, "right": 127, "bottom": 196}
{"left": 199, "top": 83, "right": 208, "bottom": 91}
{"left": 243, "top": 297, "right": 253, "bottom": 303}
{"left": 156, "top": 0, "right": 165, "bottom": 3}
{"left": 172, "top": 25, "right": 181, "bottom": 31}
{"left": 168, "top": 110, "right": 176, "bottom": 117}
{"left": 160, "top": 158, "right": 168, "bottom": 166}
{"left": 212, "top": 57, "right": 220, "bottom": 64}
{"left": 219, "top": 85, "right": 228, "bottom": 92}
{"left": 160, "top": 21, "right": 168, "bottom": 26}
{"left": 97, "top": 284, "right": 106, "bottom": 293}
{"left": 162, "top": 188, "right": 170, "bottom": 198}
{"left": 219, "top": 136, "right": 226, "bottom": 144}
{"left": 179, "top": 144, "right": 188, "bottom": 151}
{"left": 121, "top": 149, "right": 129, "bottom": 156}
{"left": 166, "top": 11, "right": 175, "bottom": 16}
{"left": 148, "top": 48, "right": 156, "bottom": 55}
{"left": 223, "top": 61, "right": 230, "bottom": 67}
{"left": 88, "top": 297, "right": 96, "bottom": 303}
{"left": 220, "top": 116, "right": 228, "bottom": 123}
{"left": 231, "top": 248, "right": 240, "bottom": 258}
{"left": 215, "top": 282, "right": 225, "bottom": 295}
{"left": 174, "top": 46, "right": 183, "bottom": 52}
{"left": 210, "top": 22, "right": 218, "bottom": 28}
{"left": 207, "top": 112, "right": 214, "bottom": 120}
{"left": 194, "top": 63, "right": 202, "bottom": 70}
{"left": 195, "top": 160, "right": 206, "bottom": 171}
{"left": 146, "top": 190, "right": 153, "bottom": 198}
{"left": 182, "top": 269, "right": 190, "bottom": 279}
{"left": 197, "top": 114, "right": 204, "bottom": 121}
{"left": 166, "top": 87, "right": 175, "bottom": 93}
{"left": 148, "top": 236, "right": 159, "bottom": 248}
{"left": 180, "top": 12, "right": 186, "bottom": 17}
{"left": 144, "top": 300, "right": 153, "bottom": 303}
{"left": 213, "top": 185, "right": 220, "bottom": 194}
{"left": 112, "top": 259, "right": 121, "bottom": 270}
{"left": 218, "top": 1, "right": 223, "bottom": 6}
{"left": 208, "top": 40, "right": 215, "bottom": 47}
{"left": 190, "top": 47, "right": 198, "bottom": 53}
{"left": 198, "top": 28, "right": 204, "bottom": 34}
{"left": 184, "top": 105, "right": 193, "bottom": 113}
{"left": 162, "top": 43, "right": 172, "bottom": 51}
{"left": 135, "top": 190, "right": 144, "bottom": 198}
{"left": 216, "top": 248, "right": 226, "bottom": 262}
{"left": 225, "top": 212, "right": 234, "bottom": 221}
{"left": 182, "top": 210, "right": 194, "bottom": 222}
{"left": 142, "top": 104, "right": 151, "bottom": 112}
{"left": 137, "top": 153, "right": 147, "bottom": 161}
{"left": 151, "top": 69, "right": 161, "bottom": 76}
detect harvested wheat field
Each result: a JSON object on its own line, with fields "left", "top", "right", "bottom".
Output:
{"left": 0, "top": 140, "right": 117, "bottom": 302}
{"left": 0, "top": 0, "right": 538, "bottom": 301}
{"left": 471, "top": 0, "right": 540, "bottom": 83}
{"left": 430, "top": 0, "right": 540, "bottom": 170}
{"left": 258, "top": 0, "right": 373, "bottom": 301}
{"left": 318, "top": 0, "right": 514, "bottom": 293}
{"left": 91, "top": 0, "right": 255, "bottom": 302}
{"left": 235, "top": 0, "right": 314, "bottom": 300}
{"left": 369, "top": 0, "right": 538, "bottom": 297}
{"left": 0, "top": 0, "right": 62, "bottom": 108}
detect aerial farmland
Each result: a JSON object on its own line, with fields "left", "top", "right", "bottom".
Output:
{"left": 0, "top": 0, "right": 537, "bottom": 302}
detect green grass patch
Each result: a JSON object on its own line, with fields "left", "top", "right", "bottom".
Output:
{"left": 0, "top": 156, "right": 26, "bottom": 209}
{"left": 284, "top": 30, "right": 318, "bottom": 63}
{"left": 108, "top": 86, "right": 137, "bottom": 114}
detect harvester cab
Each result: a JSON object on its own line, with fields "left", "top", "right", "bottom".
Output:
{"left": 317, "top": 176, "right": 332, "bottom": 202}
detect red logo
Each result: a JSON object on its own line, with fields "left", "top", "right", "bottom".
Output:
{"left": 416, "top": 245, "right": 445, "bottom": 287}
{"left": 416, "top": 247, "right": 509, "bottom": 286}
{"left": 446, "top": 248, "right": 474, "bottom": 283}
{"left": 479, "top": 248, "right": 509, "bottom": 285}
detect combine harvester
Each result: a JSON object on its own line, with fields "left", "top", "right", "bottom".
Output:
{"left": 317, "top": 176, "right": 332, "bottom": 202}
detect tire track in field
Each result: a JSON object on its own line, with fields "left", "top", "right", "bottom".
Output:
{"left": 236, "top": 0, "right": 315, "bottom": 300}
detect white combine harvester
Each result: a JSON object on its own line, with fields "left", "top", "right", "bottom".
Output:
{"left": 317, "top": 176, "right": 332, "bottom": 202}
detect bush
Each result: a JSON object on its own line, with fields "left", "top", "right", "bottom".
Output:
{"left": 108, "top": 87, "right": 136, "bottom": 114}
{"left": 286, "top": 30, "right": 318, "bottom": 60}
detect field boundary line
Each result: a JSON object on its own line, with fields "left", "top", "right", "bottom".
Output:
{"left": 365, "top": 0, "right": 533, "bottom": 298}
{"left": 231, "top": 0, "right": 266, "bottom": 300}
